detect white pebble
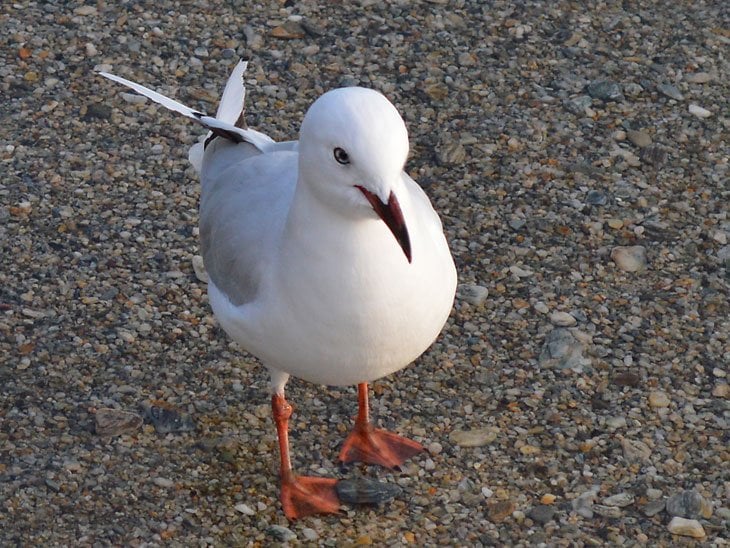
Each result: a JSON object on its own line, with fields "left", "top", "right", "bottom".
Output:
{"left": 234, "top": 503, "right": 255, "bottom": 515}
{"left": 688, "top": 104, "right": 712, "bottom": 118}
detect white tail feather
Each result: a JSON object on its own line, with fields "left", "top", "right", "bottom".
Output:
{"left": 99, "top": 61, "right": 275, "bottom": 155}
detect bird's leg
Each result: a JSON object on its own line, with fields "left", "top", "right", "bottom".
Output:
{"left": 272, "top": 393, "right": 340, "bottom": 519}
{"left": 338, "top": 383, "right": 424, "bottom": 468}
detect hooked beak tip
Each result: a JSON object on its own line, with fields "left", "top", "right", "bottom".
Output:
{"left": 356, "top": 186, "right": 412, "bottom": 263}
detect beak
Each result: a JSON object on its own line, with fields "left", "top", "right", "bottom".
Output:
{"left": 356, "top": 186, "right": 412, "bottom": 263}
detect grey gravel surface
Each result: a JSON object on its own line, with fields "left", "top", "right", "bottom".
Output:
{"left": 2, "top": 0, "right": 729, "bottom": 545}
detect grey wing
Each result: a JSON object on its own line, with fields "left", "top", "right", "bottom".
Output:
{"left": 199, "top": 140, "right": 298, "bottom": 306}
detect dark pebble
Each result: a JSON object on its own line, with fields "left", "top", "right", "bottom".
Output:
{"left": 587, "top": 80, "right": 623, "bottom": 101}
{"left": 586, "top": 190, "right": 608, "bottom": 206}
{"left": 142, "top": 402, "right": 196, "bottom": 434}
{"left": 335, "top": 478, "right": 403, "bottom": 505}
{"left": 528, "top": 504, "right": 557, "bottom": 524}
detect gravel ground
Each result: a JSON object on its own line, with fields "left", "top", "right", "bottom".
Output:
{"left": 2, "top": 0, "right": 729, "bottom": 545}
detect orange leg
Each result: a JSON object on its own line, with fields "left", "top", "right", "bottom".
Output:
{"left": 272, "top": 394, "right": 340, "bottom": 519}
{"left": 338, "top": 383, "right": 424, "bottom": 468}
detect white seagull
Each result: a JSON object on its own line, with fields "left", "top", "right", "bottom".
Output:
{"left": 100, "top": 61, "right": 457, "bottom": 519}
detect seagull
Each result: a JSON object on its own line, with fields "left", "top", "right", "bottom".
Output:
{"left": 100, "top": 61, "right": 457, "bottom": 519}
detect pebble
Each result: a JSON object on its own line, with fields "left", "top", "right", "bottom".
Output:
{"left": 487, "top": 500, "right": 515, "bottom": 523}
{"left": 593, "top": 504, "right": 622, "bottom": 518}
{"left": 646, "top": 488, "right": 663, "bottom": 501}
{"left": 539, "top": 328, "right": 588, "bottom": 371}
{"left": 585, "top": 189, "right": 608, "bottom": 206}
{"left": 587, "top": 80, "right": 623, "bottom": 101}
{"left": 121, "top": 92, "right": 148, "bottom": 105}
{"left": 550, "top": 311, "right": 577, "bottom": 327}
{"left": 685, "top": 72, "right": 712, "bottom": 83}
{"left": 665, "top": 489, "right": 712, "bottom": 519}
{"left": 688, "top": 104, "right": 712, "bottom": 118}
{"left": 621, "top": 438, "right": 652, "bottom": 463}
{"left": 626, "top": 129, "right": 652, "bottom": 148}
{"left": 267, "top": 525, "right": 297, "bottom": 542}
{"left": 335, "top": 479, "right": 402, "bottom": 505}
{"left": 643, "top": 500, "right": 665, "bottom": 517}
{"left": 457, "top": 284, "right": 488, "bottom": 306}
{"left": 648, "top": 390, "right": 670, "bottom": 408}
{"left": 611, "top": 246, "right": 648, "bottom": 273}
{"left": 95, "top": 408, "right": 143, "bottom": 437}
{"left": 142, "top": 402, "right": 196, "bottom": 434}
{"left": 153, "top": 477, "right": 174, "bottom": 488}
{"left": 192, "top": 255, "right": 209, "bottom": 283}
{"left": 528, "top": 505, "right": 556, "bottom": 524}
{"left": 302, "top": 528, "right": 319, "bottom": 541}
{"left": 565, "top": 95, "right": 592, "bottom": 115}
{"left": 667, "top": 517, "right": 705, "bottom": 539}
{"left": 712, "top": 383, "right": 729, "bottom": 398}
{"left": 572, "top": 488, "right": 598, "bottom": 518}
{"left": 234, "top": 503, "right": 255, "bottom": 516}
{"left": 657, "top": 83, "right": 684, "bottom": 101}
{"left": 602, "top": 493, "right": 634, "bottom": 507}
{"left": 449, "top": 428, "right": 498, "bottom": 447}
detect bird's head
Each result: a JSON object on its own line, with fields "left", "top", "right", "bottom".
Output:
{"left": 298, "top": 87, "right": 412, "bottom": 263}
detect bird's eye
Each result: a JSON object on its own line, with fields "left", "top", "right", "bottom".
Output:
{"left": 333, "top": 147, "right": 350, "bottom": 165}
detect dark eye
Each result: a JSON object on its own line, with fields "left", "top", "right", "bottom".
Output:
{"left": 333, "top": 147, "right": 350, "bottom": 165}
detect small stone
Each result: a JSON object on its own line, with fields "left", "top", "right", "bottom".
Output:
{"left": 643, "top": 500, "right": 665, "bottom": 517}
{"left": 243, "top": 26, "right": 264, "bottom": 49}
{"left": 713, "top": 231, "right": 728, "bottom": 245}
{"left": 192, "top": 255, "right": 209, "bottom": 283}
{"left": 550, "top": 311, "right": 577, "bottom": 327}
{"left": 528, "top": 505, "right": 556, "bottom": 524}
{"left": 335, "top": 479, "right": 402, "bottom": 505}
{"left": 667, "top": 517, "right": 705, "bottom": 539}
{"left": 607, "top": 218, "right": 624, "bottom": 229}
{"left": 626, "top": 129, "right": 652, "bottom": 148}
{"left": 519, "top": 444, "right": 541, "bottom": 456}
{"left": 688, "top": 104, "right": 712, "bottom": 118}
{"left": 646, "top": 488, "right": 663, "bottom": 500}
{"left": 712, "top": 383, "right": 729, "bottom": 398}
{"left": 685, "top": 72, "right": 712, "bottom": 83}
{"left": 603, "top": 493, "right": 634, "bottom": 507}
{"left": 74, "top": 5, "right": 97, "bottom": 15}
{"left": 509, "top": 265, "right": 534, "bottom": 278}
{"left": 436, "top": 142, "right": 466, "bottom": 166}
{"left": 121, "top": 92, "right": 148, "bottom": 104}
{"left": 267, "top": 525, "right": 296, "bottom": 542}
{"left": 666, "top": 489, "right": 712, "bottom": 519}
{"left": 585, "top": 190, "right": 608, "bottom": 206}
{"left": 587, "top": 80, "right": 623, "bottom": 101}
{"left": 234, "top": 503, "right": 255, "bottom": 516}
{"left": 572, "top": 488, "right": 598, "bottom": 518}
{"left": 657, "top": 83, "right": 684, "bottom": 101}
{"left": 458, "top": 284, "right": 488, "bottom": 306}
{"left": 541, "top": 494, "right": 556, "bottom": 505}
{"left": 593, "top": 504, "right": 622, "bottom": 518}
{"left": 270, "top": 22, "right": 305, "bottom": 39}
{"left": 539, "top": 328, "right": 588, "bottom": 371}
{"left": 302, "top": 528, "right": 319, "bottom": 541}
{"left": 450, "top": 428, "right": 498, "bottom": 447}
{"left": 640, "top": 145, "right": 668, "bottom": 167}
{"left": 425, "top": 83, "right": 449, "bottom": 101}
{"left": 606, "top": 416, "right": 627, "bottom": 429}
{"left": 153, "top": 477, "right": 174, "bottom": 488}
{"left": 565, "top": 95, "right": 592, "bottom": 115}
{"left": 621, "top": 437, "right": 652, "bottom": 463}
{"left": 142, "top": 401, "right": 196, "bottom": 434}
{"left": 648, "top": 390, "right": 670, "bottom": 408}
{"left": 613, "top": 372, "right": 640, "bottom": 387}
{"left": 85, "top": 42, "right": 98, "bottom": 57}
{"left": 95, "top": 408, "right": 143, "bottom": 437}
{"left": 611, "top": 246, "right": 647, "bottom": 272}
{"left": 534, "top": 301, "right": 549, "bottom": 314}
{"left": 487, "top": 500, "right": 515, "bottom": 523}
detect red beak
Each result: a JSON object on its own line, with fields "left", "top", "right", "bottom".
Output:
{"left": 356, "top": 186, "right": 412, "bottom": 263}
